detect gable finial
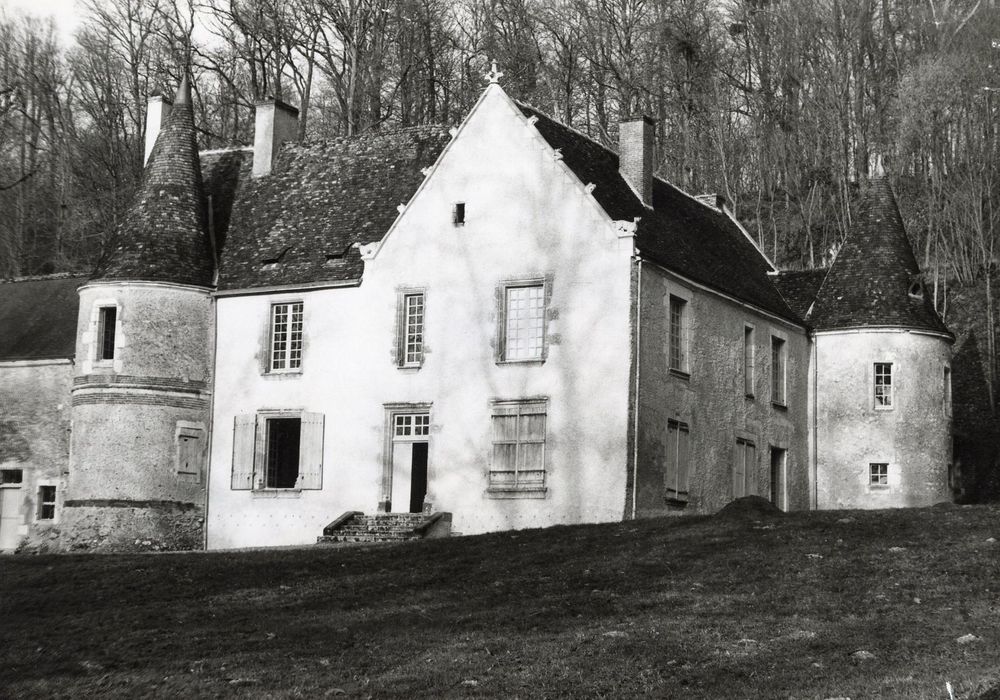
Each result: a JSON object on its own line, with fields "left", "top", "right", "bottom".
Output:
{"left": 485, "top": 59, "right": 504, "bottom": 85}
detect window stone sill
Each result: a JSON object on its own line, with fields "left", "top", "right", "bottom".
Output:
{"left": 486, "top": 486, "right": 548, "bottom": 499}
{"left": 261, "top": 370, "right": 303, "bottom": 380}
{"left": 496, "top": 359, "right": 546, "bottom": 367}
{"left": 669, "top": 368, "right": 690, "bottom": 380}
{"left": 251, "top": 489, "right": 303, "bottom": 498}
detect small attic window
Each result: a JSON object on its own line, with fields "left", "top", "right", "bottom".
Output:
{"left": 908, "top": 276, "right": 924, "bottom": 299}
{"left": 453, "top": 202, "right": 466, "bottom": 226}
{"left": 324, "top": 245, "right": 353, "bottom": 266}
{"left": 261, "top": 246, "right": 291, "bottom": 271}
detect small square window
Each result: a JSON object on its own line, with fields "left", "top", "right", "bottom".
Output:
{"left": 870, "top": 462, "right": 889, "bottom": 487}
{"left": 38, "top": 485, "right": 56, "bottom": 520}
{"left": 453, "top": 202, "right": 466, "bottom": 225}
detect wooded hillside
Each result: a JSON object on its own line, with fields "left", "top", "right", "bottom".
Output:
{"left": 2, "top": 0, "right": 999, "bottom": 372}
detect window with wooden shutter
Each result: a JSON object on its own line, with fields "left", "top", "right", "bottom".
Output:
{"left": 733, "top": 438, "right": 756, "bottom": 498}
{"left": 665, "top": 420, "right": 690, "bottom": 503}
{"left": 231, "top": 415, "right": 257, "bottom": 490}
{"left": 489, "top": 399, "right": 548, "bottom": 494}
{"left": 297, "top": 412, "right": 325, "bottom": 489}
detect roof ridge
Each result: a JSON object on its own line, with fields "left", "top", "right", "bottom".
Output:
{"left": 514, "top": 100, "right": 618, "bottom": 160}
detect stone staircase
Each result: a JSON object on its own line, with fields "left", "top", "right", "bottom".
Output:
{"left": 317, "top": 511, "right": 451, "bottom": 545}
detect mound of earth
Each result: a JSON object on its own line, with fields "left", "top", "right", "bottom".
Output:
{"left": 715, "top": 496, "right": 784, "bottom": 519}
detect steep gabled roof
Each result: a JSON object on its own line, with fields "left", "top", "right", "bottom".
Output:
{"left": 775, "top": 268, "right": 828, "bottom": 321}
{"left": 809, "top": 178, "right": 950, "bottom": 336}
{"left": 217, "top": 126, "right": 451, "bottom": 291}
{"left": 516, "top": 104, "right": 797, "bottom": 322}
{"left": 0, "top": 275, "right": 86, "bottom": 361}
{"left": 92, "top": 77, "right": 215, "bottom": 287}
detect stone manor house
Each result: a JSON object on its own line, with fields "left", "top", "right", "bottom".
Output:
{"left": 0, "top": 72, "right": 957, "bottom": 551}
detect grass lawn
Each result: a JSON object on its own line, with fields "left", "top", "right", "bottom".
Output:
{"left": 2, "top": 503, "right": 1000, "bottom": 699}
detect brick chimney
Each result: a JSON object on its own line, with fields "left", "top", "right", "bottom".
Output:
{"left": 144, "top": 92, "right": 173, "bottom": 166}
{"left": 253, "top": 98, "right": 300, "bottom": 178}
{"left": 619, "top": 116, "right": 654, "bottom": 207}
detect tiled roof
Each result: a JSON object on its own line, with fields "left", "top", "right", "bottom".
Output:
{"left": 809, "top": 178, "right": 951, "bottom": 336}
{"left": 775, "top": 269, "right": 828, "bottom": 321}
{"left": 0, "top": 275, "right": 86, "bottom": 361}
{"left": 200, "top": 148, "right": 252, "bottom": 260}
{"left": 516, "top": 104, "right": 797, "bottom": 322}
{"left": 91, "top": 79, "right": 215, "bottom": 287}
{"left": 217, "top": 126, "right": 451, "bottom": 291}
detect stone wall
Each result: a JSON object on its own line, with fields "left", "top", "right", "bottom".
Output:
{"left": 633, "top": 262, "right": 811, "bottom": 517}
{"left": 815, "top": 329, "right": 952, "bottom": 508}
{"left": 0, "top": 361, "right": 72, "bottom": 551}
{"left": 68, "top": 282, "right": 212, "bottom": 550}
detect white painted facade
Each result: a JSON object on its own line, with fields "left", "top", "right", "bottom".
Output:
{"left": 207, "top": 85, "right": 634, "bottom": 548}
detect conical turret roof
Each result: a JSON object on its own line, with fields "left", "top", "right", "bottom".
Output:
{"left": 809, "top": 178, "right": 950, "bottom": 336}
{"left": 91, "top": 76, "right": 214, "bottom": 286}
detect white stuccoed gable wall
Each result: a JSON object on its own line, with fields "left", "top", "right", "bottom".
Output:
{"left": 206, "top": 85, "right": 634, "bottom": 548}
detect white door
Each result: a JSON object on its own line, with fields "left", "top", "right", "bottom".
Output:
{"left": 390, "top": 441, "right": 414, "bottom": 512}
{"left": 0, "top": 486, "right": 23, "bottom": 550}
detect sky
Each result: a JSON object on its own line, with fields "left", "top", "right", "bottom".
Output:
{"left": 5, "top": 0, "right": 82, "bottom": 44}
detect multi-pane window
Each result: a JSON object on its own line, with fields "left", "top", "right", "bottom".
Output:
{"left": 665, "top": 420, "right": 690, "bottom": 503}
{"left": 870, "top": 462, "right": 889, "bottom": 487}
{"left": 490, "top": 400, "right": 547, "bottom": 490}
{"left": 394, "top": 413, "right": 430, "bottom": 437}
{"left": 98, "top": 306, "right": 117, "bottom": 361}
{"left": 403, "top": 293, "right": 425, "bottom": 366}
{"left": 874, "top": 362, "right": 893, "bottom": 408}
{"left": 744, "top": 325, "right": 755, "bottom": 396}
{"left": 669, "top": 295, "right": 688, "bottom": 372}
{"left": 37, "top": 486, "right": 56, "bottom": 520}
{"left": 733, "top": 438, "right": 757, "bottom": 498}
{"left": 231, "top": 412, "right": 325, "bottom": 491}
{"left": 503, "top": 284, "right": 545, "bottom": 361}
{"left": 771, "top": 336, "right": 786, "bottom": 405}
{"left": 270, "top": 302, "right": 304, "bottom": 371}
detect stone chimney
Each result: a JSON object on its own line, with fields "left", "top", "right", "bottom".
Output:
{"left": 253, "top": 98, "right": 300, "bottom": 178}
{"left": 144, "top": 92, "right": 173, "bottom": 165}
{"left": 619, "top": 116, "right": 654, "bottom": 207}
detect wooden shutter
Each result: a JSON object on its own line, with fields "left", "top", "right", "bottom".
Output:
{"left": 231, "top": 415, "right": 257, "bottom": 490}
{"left": 297, "top": 412, "right": 325, "bottom": 489}
{"left": 665, "top": 422, "right": 678, "bottom": 496}
{"left": 746, "top": 443, "right": 757, "bottom": 496}
{"left": 677, "top": 424, "right": 690, "bottom": 498}
{"left": 732, "top": 441, "right": 746, "bottom": 498}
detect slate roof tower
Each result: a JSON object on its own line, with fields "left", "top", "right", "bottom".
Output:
{"left": 65, "top": 76, "right": 218, "bottom": 551}
{"left": 798, "top": 178, "right": 954, "bottom": 508}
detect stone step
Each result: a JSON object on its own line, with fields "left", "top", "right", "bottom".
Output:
{"left": 319, "top": 511, "right": 451, "bottom": 546}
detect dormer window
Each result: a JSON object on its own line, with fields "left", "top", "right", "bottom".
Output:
{"left": 908, "top": 275, "right": 925, "bottom": 299}
{"left": 261, "top": 246, "right": 291, "bottom": 271}
{"left": 453, "top": 202, "right": 466, "bottom": 226}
